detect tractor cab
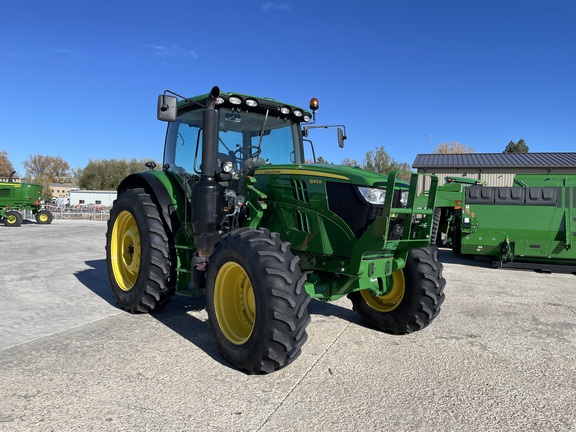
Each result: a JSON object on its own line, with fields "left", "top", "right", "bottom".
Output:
{"left": 160, "top": 89, "right": 315, "bottom": 180}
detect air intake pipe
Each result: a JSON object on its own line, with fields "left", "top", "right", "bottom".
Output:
{"left": 192, "top": 86, "right": 224, "bottom": 258}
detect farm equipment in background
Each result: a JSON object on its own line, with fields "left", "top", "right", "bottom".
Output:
{"left": 105, "top": 86, "right": 445, "bottom": 374}
{"left": 0, "top": 172, "right": 53, "bottom": 227}
{"left": 427, "top": 176, "right": 485, "bottom": 252}
{"left": 437, "top": 174, "right": 576, "bottom": 272}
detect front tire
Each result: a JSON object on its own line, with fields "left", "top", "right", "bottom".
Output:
{"left": 3, "top": 211, "right": 23, "bottom": 227}
{"left": 348, "top": 247, "right": 445, "bottom": 334}
{"left": 205, "top": 228, "right": 311, "bottom": 374}
{"left": 106, "top": 188, "right": 176, "bottom": 313}
{"left": 36, "top": 210, "right": 53, "bottom": 224}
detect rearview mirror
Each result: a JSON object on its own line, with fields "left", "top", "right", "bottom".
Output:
{"left": 157, "top": 95, "right": 178, "bottom": 122}
{"left": 337, "top": 128, "right": 346, "bottom": 148}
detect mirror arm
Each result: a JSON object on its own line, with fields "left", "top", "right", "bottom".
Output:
{"left": 302, "top": 124, "right": 348, "bottom": 149}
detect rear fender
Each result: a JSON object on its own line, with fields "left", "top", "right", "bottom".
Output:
{"left": 117, "top": 172, "right": 183, "bottom": 235}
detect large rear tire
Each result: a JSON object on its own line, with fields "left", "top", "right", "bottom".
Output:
{"left": 3, "top": 211, "right": 23, "bottom": 227}
{"left": 348, "top": 247, "right": 445, "bottom": 334}
{"left": 106, "top": 188, "right": 176, "bottom": 313}
{"left": 205, "top": 228, "right": 311, "bottom": 374}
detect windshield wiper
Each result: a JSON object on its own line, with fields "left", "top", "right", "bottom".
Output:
{"left": 254, "top": 109, "right": 269, "bottom": 157}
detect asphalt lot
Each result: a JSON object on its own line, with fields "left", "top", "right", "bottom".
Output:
{"left": 1, "top": 220, "right": 575, "bottom": 432}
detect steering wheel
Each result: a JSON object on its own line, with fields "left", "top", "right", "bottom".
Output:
{"left": 233, "top": 146, "right": 261, "bottom": 161}
{"left": 234, "top": 146, "right": 267, "bottom": 173}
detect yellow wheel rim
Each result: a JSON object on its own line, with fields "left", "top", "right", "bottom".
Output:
{"left": 214, "top": 262, "right": 256, "bottom": 345}
{"left": 7, "top": 215, "right": 17, "bottom": 224}
{"left": 110, "top": 211, "right": 141, "bottom": 291}
{"left": 38, "top": 213, "right": 48, "bottom": 222}
{"left": 360, "top": 270, "right": 405, "bottom": 313}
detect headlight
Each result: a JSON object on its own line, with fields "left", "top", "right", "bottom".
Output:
{"left": 221, "top": 160, "right": 234, "bottom": 173}
{"left": 357, "top": 186, "right": 386, "bottom": 205}
{"left": 400, "top": 191, "right": 408, "bottom": 207}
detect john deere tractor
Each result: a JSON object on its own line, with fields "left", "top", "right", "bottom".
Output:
{"left": 0, "top": 172, "right": 53, "bottom": 227}
{"left": 106, "top": 86, "right": 445, "bottom": 374}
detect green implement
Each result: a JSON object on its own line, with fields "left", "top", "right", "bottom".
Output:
{"left": 446, "top": 174, "right": 576, "bottom": 271}
{"left": 0, "top": 172, "right": 53, "bottom": 227}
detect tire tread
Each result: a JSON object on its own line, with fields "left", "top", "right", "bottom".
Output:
{"left": 206, "top": 228, "right": 310, "bottom": 374}
{"left": 106, "top": 188, "right": 176, "bottom": 314}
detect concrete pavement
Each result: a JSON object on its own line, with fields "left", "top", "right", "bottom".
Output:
{"left": 1, "top": 221, "right": 575, "bottom": 431}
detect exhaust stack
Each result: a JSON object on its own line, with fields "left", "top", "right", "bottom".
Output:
{"left": 192, "top": 86, "right": 224, "bottom": 258}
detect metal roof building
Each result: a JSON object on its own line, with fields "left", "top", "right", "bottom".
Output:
{"left": 412, "top": 152, "right": 576, "bottom": 192}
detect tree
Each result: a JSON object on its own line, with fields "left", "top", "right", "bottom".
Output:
{"left": 24, "top": 154, "right": 71, "bottom": 182}
{"left": 503, "top": 139, "right": 529, "bottom": 153}
{"left": 305, "top": 156, "right": 330, "bottom": 164}
{"left": 23, "top": 154, "right": 72, "bottom": 200}
{"left": 0, "top": 150, "right": 16, "bottom": 178}
{"left": 362, "top": 146, "right": 412, "bottom": 181}
{"left": 433, "top": 142, "right": 475, "bottom": 154}
{"left": 341, "top": 157, "right": 360, "bottom": 167}
{"left": 77, "top": 158, "right": 159, "bottom": 190}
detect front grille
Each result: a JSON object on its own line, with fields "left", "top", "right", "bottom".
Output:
{"left": 326, "top": 182, "right": 404, "bottom": 239}
{"left": 326, "top": 182, "right": 381, "bottom": 238}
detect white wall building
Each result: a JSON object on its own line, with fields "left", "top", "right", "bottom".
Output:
{"left": 69, "top": 190, "right": 117, "bottom": 207}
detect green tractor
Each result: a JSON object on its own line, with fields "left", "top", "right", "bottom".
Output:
{"left": 0, "top": 172, "right": 54, "bottom": 227}
{"left": 105, "top": 86, "right": 446, "bottom": 374}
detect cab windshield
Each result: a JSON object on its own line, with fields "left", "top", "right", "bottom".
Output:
{"left": 164, "top": 107, "right": 304, "bottom": 175}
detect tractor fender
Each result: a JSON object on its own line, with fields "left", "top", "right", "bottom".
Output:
{"left": 117, "top": 172, "right": 182, "bottom": 235}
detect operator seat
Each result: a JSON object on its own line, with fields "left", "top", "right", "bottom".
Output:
{"left": 241, "top": 157, "right": 267, "bottom": 175}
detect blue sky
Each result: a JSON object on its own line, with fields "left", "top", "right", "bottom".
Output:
{"left": 2, "top": 1, "right": 575, "bottom": 175}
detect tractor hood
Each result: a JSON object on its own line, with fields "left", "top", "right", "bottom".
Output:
{"left": 254, "top": 164, "right": 409, "bottom": 188}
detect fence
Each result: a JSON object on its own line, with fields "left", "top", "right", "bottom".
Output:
{"left": 23, "top": 205, "right": 111, "bottom": 222}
